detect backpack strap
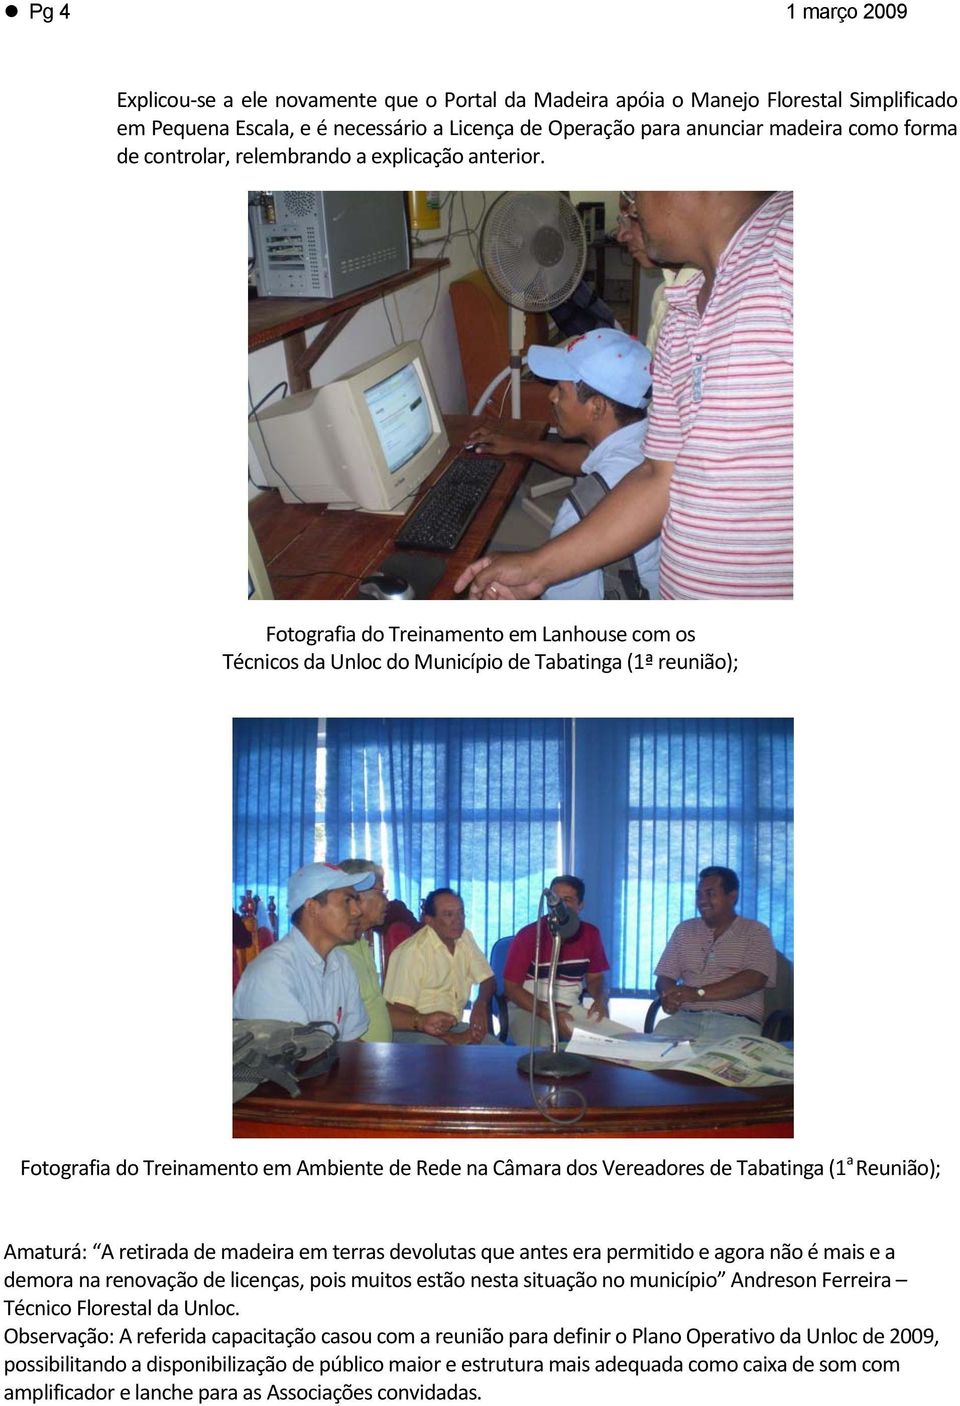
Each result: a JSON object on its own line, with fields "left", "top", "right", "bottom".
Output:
{"left": 566, "top": 474, "right": 644, "bottom": 600}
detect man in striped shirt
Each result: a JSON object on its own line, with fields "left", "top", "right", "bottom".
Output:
{"left": 455, "top": 192, "right": 793, "bottom": 601}
{"left": 653, "top": 866, "right": 777, "bottom": 1041}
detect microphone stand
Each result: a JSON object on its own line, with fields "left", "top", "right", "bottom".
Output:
{"left": 517, "top": 903, "right": 591, "bottom": 1079}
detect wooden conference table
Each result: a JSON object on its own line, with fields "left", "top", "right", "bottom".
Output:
{"left": 233, "top": 1043, "right": 793, "bottom": 1139}
{"left": 248, "top": 415, "right": 547, "bottom": 601}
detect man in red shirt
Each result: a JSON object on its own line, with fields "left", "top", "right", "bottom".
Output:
{"left": 503, "top": 875, "right": 624, "bottom": 1047}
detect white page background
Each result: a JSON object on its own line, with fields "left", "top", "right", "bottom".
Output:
{"left": 2, "top": 3, "right": 956, "bottom": 1402}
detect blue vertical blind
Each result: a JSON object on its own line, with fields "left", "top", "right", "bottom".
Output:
{"left": 233, "top": 719, "right": 318, "bottom": 929}
{"left": 574, "top": 719, "right": 793, "bottom": 994}
{"left": 324, "top": 718, "right": 568, "bottom": 953}
{"left": 233, "top": 718, "right": 792, "bottom": 990}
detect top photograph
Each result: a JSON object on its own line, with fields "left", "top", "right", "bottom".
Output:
{"left": 247, "top": 191, "right": 793, "bottom": 602}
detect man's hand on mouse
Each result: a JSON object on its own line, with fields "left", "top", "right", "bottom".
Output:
{"left": 464, "top": 427, "right": 525, "bottom": 457}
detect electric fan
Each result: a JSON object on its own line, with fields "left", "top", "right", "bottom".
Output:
{"left": 475, "top": 192, "right": 588, "bottom": 417}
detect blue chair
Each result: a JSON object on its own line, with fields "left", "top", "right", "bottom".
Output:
{"left": 487, "top": 936, "right": 515, "bottom": 1043}
{"left": 762, "top": 952, "right": 794, "bottom": 1042}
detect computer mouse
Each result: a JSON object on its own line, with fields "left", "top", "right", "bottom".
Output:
{"left": 357, "top": 573, "right": 415, "bottom": 601}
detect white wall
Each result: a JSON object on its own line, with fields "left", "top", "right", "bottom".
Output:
{"left": 247, "top": 192, "right": 504, "bottom": 497}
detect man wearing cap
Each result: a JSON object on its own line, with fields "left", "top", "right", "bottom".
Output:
{"left": 460, "top": 330, "right": 657, "bottom": 599}
{"left": 232, "top": 863, "right": 372, "bottom": 1041}
{"left": 531, "top": 330, "right": 657, "bottom": 599}
{"left": 383, "top": 888, "right": 499, "bottom": 1045}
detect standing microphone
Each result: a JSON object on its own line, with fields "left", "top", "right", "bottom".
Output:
{"left": 545, "top": 887, "right": 580, "bottom": 939}
{"left": 517, "top": 889, "right": 590, "bottom": 1079}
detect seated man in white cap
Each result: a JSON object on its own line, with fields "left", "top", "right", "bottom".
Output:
{"left": 532, "top": 330, "right": 657, "bottom": 600}
{"left": 467, "top": 329, "right": 658, "bottom": 601}
{"left": 233, "top": 863, "right": 375, "bottom": 1041}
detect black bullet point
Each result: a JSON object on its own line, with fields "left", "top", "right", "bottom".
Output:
{"left": 5, "top": 5, "right": 18, "bottom": 15}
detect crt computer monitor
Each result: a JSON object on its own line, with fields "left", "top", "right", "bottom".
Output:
{"left": 249, "top": 341, "right": 450, "bottom": 514}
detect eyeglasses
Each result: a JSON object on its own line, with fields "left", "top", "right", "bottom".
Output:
{"left": 616, "top": 191, "right": 639, "bottom": 228}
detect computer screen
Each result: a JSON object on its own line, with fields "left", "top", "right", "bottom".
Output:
{"left": 249, "top": 341, "right": 449, "bottom": 514}
{"left": 364, "top": 362, "right": 433, "bottom": 475}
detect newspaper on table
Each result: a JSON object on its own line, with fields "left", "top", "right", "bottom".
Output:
{"left": 564, "top": 1028, "right": 793, "bottom": 1087}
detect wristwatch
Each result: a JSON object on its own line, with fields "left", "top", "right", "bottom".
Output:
{"left": 695, "top": 987, "right": 706, "bottom": 998}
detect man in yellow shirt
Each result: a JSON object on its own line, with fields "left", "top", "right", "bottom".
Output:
{"left": 337, "top": 859, "right": 393, "bottom": 1043}
{"left": 384, "top": 889, "right": 498, "bottom": 1045}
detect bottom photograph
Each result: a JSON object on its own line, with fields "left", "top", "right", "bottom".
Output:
{"left": 232, "top": 716, "right": 794, "bottom": 1139}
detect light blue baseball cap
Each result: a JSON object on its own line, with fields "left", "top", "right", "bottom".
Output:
{"left": 527, "top": 329, "right": 652, "bottom": 408}
{"left": 287, "top": 862, "right": 375, "bottom": 914}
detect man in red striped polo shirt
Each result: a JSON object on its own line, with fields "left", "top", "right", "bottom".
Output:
{"left": 455, "top": 191, "right": 793, "bottom": 601}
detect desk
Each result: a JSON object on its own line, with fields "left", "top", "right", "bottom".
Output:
{"left": 233, "top": 1043, "right": 793, "bottom": 1139}
{"left": 249, "top": 416, "right": 547, "bottom": 600}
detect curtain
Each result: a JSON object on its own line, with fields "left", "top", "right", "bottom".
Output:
{"left": 324, "top": 718, "right": 569, "bottom": 954}
{"left": 574, "top": 719, "right": 793, "bottom": 995}
{"left": 244, "top": 717, "right": 792, "bottom": 991}
{"left": 232, "top": 718, "right": 318, "bottom": 930}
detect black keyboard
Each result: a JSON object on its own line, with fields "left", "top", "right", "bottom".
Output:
{"left": 394, "top": 454, "right": 504, "bottom": 552}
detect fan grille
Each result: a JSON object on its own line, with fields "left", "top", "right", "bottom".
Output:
{"left": 480, "top": 193, "right": 587, "bottom": 312}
